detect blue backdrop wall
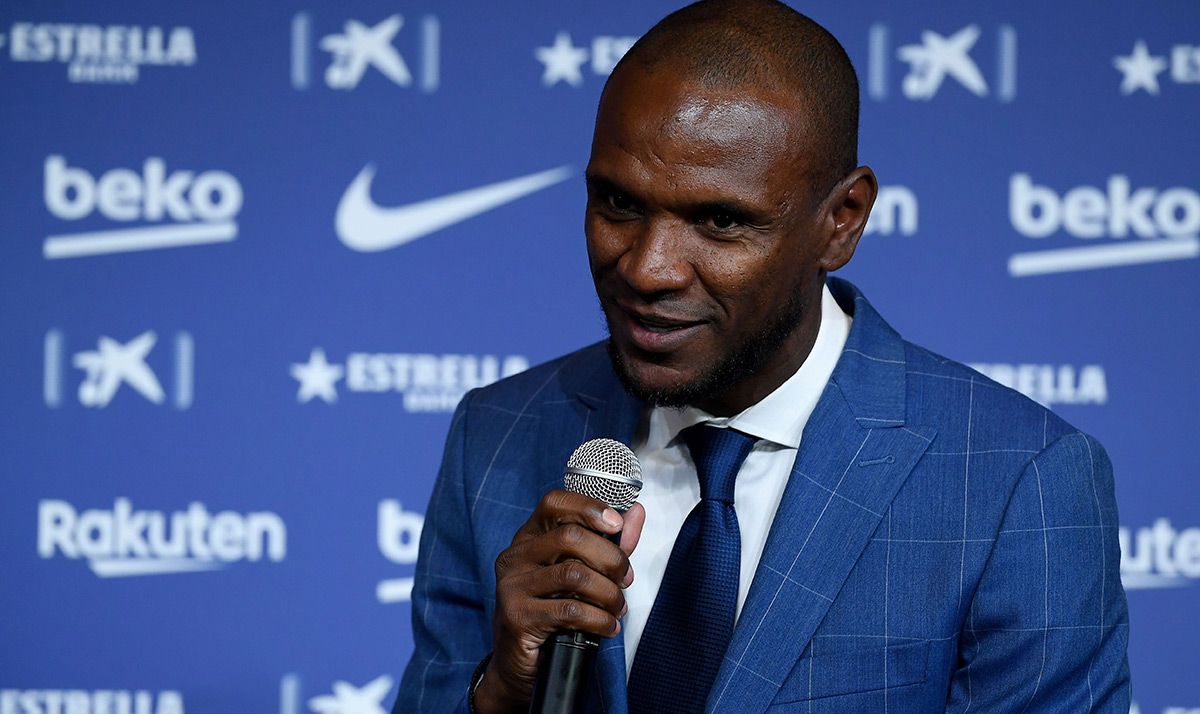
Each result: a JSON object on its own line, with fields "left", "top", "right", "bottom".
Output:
{"left": 1, "top": 1, "right": 1196, "bottom": 712}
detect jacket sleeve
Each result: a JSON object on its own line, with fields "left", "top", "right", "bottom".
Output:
{"left": 946, "top": 431, "right": 1131, "bottom": 712}
{"left": 394, "top": 391, "right": 490, "bottom": 714}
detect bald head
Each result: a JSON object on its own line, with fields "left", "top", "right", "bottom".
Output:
{"left": 606, "top": 0, "right": 860, "bottom": 191}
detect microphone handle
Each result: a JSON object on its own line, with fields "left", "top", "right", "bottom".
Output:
{"left": 528, "top": 531, "right": 623, "bottom": 714}
{"left": 528, "top": 631, "right": 600, "bottom": 714}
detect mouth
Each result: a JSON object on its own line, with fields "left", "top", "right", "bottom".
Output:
{"left": 615, "top": 305, "right": 707, "bottom": 353}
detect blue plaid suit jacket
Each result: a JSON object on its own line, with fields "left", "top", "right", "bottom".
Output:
{"left": 395, "top": 278, "right": 1131, "bottom": 713}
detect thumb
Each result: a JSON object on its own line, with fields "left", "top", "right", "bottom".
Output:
{"left": 618, "top": 502, "right": 646, "bottom": 556}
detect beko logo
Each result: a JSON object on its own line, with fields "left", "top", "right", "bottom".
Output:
{"left": 1011, "top": 174, "right": 1199, "bottom": 240}
{"left": 1007, "top": 174, "right": 1200, "bottom": 276}
{"left": 43, "top": 155, "right": 243, "bottom": 259}
{"left": 38, "top": 498, "right": 286, "bottom": 577}
{"left": 376, "top": 500, "right": 423, "bottom": 604}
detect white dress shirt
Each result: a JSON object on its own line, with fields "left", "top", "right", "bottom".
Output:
{"left": 623, "top": 283, "right": 852, "bottom": 676}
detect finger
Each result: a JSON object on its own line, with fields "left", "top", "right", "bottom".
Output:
{"left": 536, "top": 596, "right": 623, "bottom": 638}
{"left": 618, "top": 502, "right": 645, "bottom": 556}
{"left": 537, "top": 560, "right": 627, "bottom": 616}
{"left": 498, "top": 522, "right": 631, "bottom": 584}
{"left": 494, "top": 583, "right": 623, "bottom": 646}
{"left": 516, "top": 489, "right": 623, "bottom": 542}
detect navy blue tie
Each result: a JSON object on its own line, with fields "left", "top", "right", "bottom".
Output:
{"left": 627, "top": 424, "right": 758, "bottom": 714}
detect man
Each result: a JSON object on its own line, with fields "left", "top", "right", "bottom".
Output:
{"left": 395, "top": 1, "right": 1131, "bottom": 712}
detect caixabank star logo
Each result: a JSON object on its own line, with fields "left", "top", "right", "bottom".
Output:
{"left": 864, "top": 23, "right": 1017, "bottom": 103}
{"left": 279, "top": 674, "right": 395, "bottom": 714}
{"left": 44, "top": 329, "right": 194, "bottom": 410}
{"left": 290, "top": 12, "right": 438, "bottom": 93}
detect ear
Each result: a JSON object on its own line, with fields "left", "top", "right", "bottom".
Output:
{"left": 817, "top": 166, "right": 878, "bottom": 271}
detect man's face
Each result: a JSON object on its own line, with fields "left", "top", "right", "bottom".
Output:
{"left": 585, "top": 66, "right": 834, "bottom": 416}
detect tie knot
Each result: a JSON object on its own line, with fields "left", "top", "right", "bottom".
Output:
{"left": 681, "top": 424, "right": 758, "bottom": 504}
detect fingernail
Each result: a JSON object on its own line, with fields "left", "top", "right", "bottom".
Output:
{"left": 602, "top": 509, "right": 622, "bottom": 529}
{"left": 620, "top": 603, "right": 628, "bottom": 617}
{"left": 622, "top": 567, "right": 634, "bottom": 588}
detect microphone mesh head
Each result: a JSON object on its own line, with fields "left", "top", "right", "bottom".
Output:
{"left": 564, "top": 438, "right": 643, "bottom": 511}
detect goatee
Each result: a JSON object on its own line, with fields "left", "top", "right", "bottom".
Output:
{"left": 604, "top": 287, "right": 809, "bottom": 409}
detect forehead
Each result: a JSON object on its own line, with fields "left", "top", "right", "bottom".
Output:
{"left": 589, "top": 68, "right": 812, "bottom": 205}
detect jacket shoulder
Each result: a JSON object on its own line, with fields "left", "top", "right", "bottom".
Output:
{"left": 465, "top": 341, "right": 611, "bottom": 412}
{"left": 902, "top": 341, "right": 1079, "bottom": 448}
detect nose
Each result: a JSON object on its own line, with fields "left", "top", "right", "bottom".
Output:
{"left": 616, "top": 217, "right": 692, "bottom": 297}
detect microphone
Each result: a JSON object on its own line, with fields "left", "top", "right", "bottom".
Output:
{"left": 528, "top": 438, "right": 644, "bottom": 714}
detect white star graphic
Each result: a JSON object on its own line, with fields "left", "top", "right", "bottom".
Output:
{"left": 1114, "top": 40, "right": 1167, "bottom": 95}
{"left": 291, "top": 348, "right": 344, "bottom": 404}
{"left": 308, "top": 675, "right": 393, "bottom": 714}
{"left": 535, "top": 32, "right": 589, "bottom": 87}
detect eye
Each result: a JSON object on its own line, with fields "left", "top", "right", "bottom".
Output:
{"left": 708, "top": 212, "right": 737, "bottom": 230}
{"left": 699, "top": 208, "right": 747, "bottom": 233}
{"left": 606, "top": 192, "right": 636, "bottom": 213}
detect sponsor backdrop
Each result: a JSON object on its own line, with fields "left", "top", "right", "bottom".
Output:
{"left": 0, "top": 1, "right": 1195, "bottom": 712}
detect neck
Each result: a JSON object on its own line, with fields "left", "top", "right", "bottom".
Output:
{"left": 694, "top": 287, "right": 824, "bottom": 417}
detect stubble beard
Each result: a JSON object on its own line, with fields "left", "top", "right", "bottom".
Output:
{"left": 604, "top": 288, "right": 809, "bottom": 409}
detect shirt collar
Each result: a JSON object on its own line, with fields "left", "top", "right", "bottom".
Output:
{"left": 652, "top": 283, "right": 851, "bottom": 450}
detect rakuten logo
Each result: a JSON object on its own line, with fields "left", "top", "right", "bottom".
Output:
{"left": 1120, "top": 518, "right": 1200, "bottom": 590}
{"left": 42, "top": 155, "right": 243, "bottom": 259}
{"left": 1006, "top": 174, "right": 1200, "bottom": 276}
{"left": 38, "top": 498, "right": 286, "bottom": 577}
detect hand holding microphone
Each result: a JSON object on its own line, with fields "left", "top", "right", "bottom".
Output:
{"left": 473, "top": 439, "right": 645, "bottom": 714}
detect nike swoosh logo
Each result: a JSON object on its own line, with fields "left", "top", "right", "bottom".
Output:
{"left": 335, "top": 164, "right": 574, "bottom": 252}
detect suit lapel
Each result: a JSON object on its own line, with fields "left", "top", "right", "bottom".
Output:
{"left": 539, "top": 346, "right": 642, "bottom": 714}
{"left": 709, "top": 391, "right": 933, "bottom": 713}
{"left": 708, "top": 280, "right": 935, "bottom": 713}
{"left": 533, "top": 347, "right": 642, "bottom": 494}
